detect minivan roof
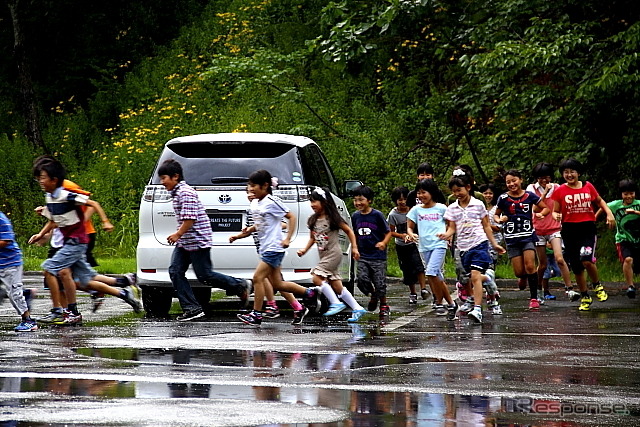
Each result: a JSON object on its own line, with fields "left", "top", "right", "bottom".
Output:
{"left": 165, "top": 133, "right": 316, "bottom": 147}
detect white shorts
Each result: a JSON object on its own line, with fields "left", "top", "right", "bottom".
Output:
{"left": 536, "top": 231, "right": 562, "bottom": 247}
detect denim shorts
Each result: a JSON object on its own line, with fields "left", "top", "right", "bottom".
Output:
{"left": 460, "top": 241, "right": 492, "bottom": 274}
{"left": 41, "top": 242, "right": 97, "bottom": 286}
{"left": 506, "top": 240, "right": 536, "bottom": 258}
{"left": 419, "top": 247, "right": 446, "bottom": 279}
{"left": 261, "top": 251, "right": 285, "bottom": 268}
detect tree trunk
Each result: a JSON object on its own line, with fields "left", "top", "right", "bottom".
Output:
{"left": 8, "top": 0, "right": 48, "bottom": 152}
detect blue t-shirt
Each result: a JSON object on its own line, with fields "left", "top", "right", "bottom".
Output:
{"left": 496, "top": 191, "right": 541, "bottom": 245}
{"left": 0, "top": 212, "right": 22, "bottom": 269}
{"left": 351, "top": 209, "right": 390, "bottom": 260}
{"left": 407, "top": 204, "right": 448, "bottom": 252}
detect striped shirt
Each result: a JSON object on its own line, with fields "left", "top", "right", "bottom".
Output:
{"left": 443, "top": 197, "right": 488, "bottom": 252}
{"left": 171, "top": 181, "right": 213, "bottom": 251}
{"left": 0, "top": 212, "right": 22, "bottom": 269}
{"left": 41, "top": 187, "right": 90, "bottom": 244}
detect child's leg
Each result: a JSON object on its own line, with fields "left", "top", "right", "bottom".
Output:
{"left": 535, "top": 244, "right": 548, "bottom": 288}
{"left": 251, "top": 261, "right": 272, "bottom": 312}
{"left": 623, "top": 256, "right": 635, "bottom": 287}
{"left": 583, "top": 261, "right": 600, "bottom": 285}
{"left": 523, "top": 249, "right": 538, "bottom": 300}
{"left": 550, "top": 237, "right": 572, "bottom": 288}
{"left": 1, "top": 266, "right": 31, "bottom": 320}
{"left": 329, "top": 278, "right": 364, "bottom": 311}
{"left": 372, "top": 260, "right": 388, "bottom": 308}
{"left": 45, "top": 271, "right": 64, "bottom": 308}
{"left": 470, "top": 270, "right": 484, "bottom": 307}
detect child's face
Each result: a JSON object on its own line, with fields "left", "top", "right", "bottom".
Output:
{"left": 536, "top": 175, "right": 552, "bottom": 187}
{"left": 395, "top": 196, "right": 408, "bottom": 209}
{"left": 505, "top": 174, "right": 523, "bottom": 193}
{"left": 562, "top": 169, "right": 580, "bottom": 185}
{"left": 310, "top": 199, "right": 323, "bottom": 213}
{"left": 353, "top": 195, "right": 371, "bottom": 212}
{"left": 451, "top": 184, "right": 470, "bottom": 200}
{"left": 416, "top": 189, "right": 433, "bottom": 205}
{"left": 417, "top": 172, "right": 434, "bottom": 180}
{"left": 246, "top": 185, "right": 256, "bottom": 201}
{"left": 622, "top": 191, "right": 636, "bottom": 205}
{"left": 159, "top": 174, "right": 180, "bottom": 191}
{"left": 482, "top": 189, "right": 494, "bottom": 205}
{"left": 35, "top": 170, "right": 57, "bottom": 193}
{"left": 248, "top": 182, "right": 269, "bottom": 198}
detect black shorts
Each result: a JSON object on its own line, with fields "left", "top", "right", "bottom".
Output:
{"left": 617, "top": 242, "right": 640, "bottom": 274}
{"left": 561, "top": 222, "right": 597, "bottom": 275}
{"left": 395, "top": 244, "right": 425, "bottom": 286}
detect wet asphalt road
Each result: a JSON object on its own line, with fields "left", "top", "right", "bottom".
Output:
{"left": 0, "top": 274, "right": 639, "bottom": 426}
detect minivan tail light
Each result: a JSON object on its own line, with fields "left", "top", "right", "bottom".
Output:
{"left": 142, "top": 186, "right": 172, "bottom": 202}
{"left": 273, "top": 185, "right": 310, "bottom": 202}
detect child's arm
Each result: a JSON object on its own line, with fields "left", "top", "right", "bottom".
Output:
{"left": 552, "top": 200, "right": 562, "bottom": 222}
{"left": 389, "top": 223, "right": 406, "bottom": 241}
{"left": 437, "top": 221, "right": 456, "bottom": 241}
{"left": 482, "top": 216, "right": 506, "bottom": 254}
{"left": 28, "top": 220, "right": 57, "bottom": 245}
{"left": 281, "top": 211, "right": 296, "bottom": 248}
{"left": 405, "top": 219, "right": 418, "bottom": 243}
{"left": 533, "top": 200, "right": 550, "bottom": 217}
{"left": 297, "top": 231, "right": 316, "bottom": 257}
{"left": 594, "top": 196, "right": 616, "bottom": 229}
{"left": 375, "top": 230, "right": 392, "bottom": 251}
{"left": 85, "top": 199, "right": 114, "bottom": 232}
{"left": 229, "top": 227, "right": 254, "bottom": 243}
{"left": 339, "top": 222, "right": 360, "bottom": 260}
{"left": 167, "top": 219, "right": 195, "bottom": 244}
{"left": 493, "top": 207, "right": 508, "bottom": 224}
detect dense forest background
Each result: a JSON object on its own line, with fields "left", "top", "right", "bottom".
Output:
{"left": 1, "top": 0, "right": 639, "bottom": 262}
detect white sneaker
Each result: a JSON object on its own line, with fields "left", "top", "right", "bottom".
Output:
{"left": 468, "top": 307, "right": 483, "bottom": 324}
{"left": 491, "top": 305, "right": 503, "bottom": 315}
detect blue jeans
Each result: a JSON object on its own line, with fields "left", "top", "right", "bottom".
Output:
{"left": 169, "top": 247, "right": 245, "bottom": 312}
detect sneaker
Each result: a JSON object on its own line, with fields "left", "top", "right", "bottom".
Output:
{"left": 409, "top": 294, "right": 418, "bottom": 305}
{"left": 122, "top": 288, "right": 142, "bottom": 313}
{"left": 446, "top": 303, "right": 457, "bottom": 321}
{"left": 420, "top": 288, "right": 429, "bottom": 300}
{"left": 566, "top": 289, "right": 581, "bottom": 302}
{"left": 543, "top": 292, "right": 556, "bottom": 300}
{"left": 15, "top": 320, "right": 38, "bottom": 332}
{"left": 491, "top": 304, "right": 503, "bottom": 315}
{"left": 238, "top": 279, "right": 252, "bottom": 309}
{"left": 367, "top": 298, "right": 378, "bottom": 312}
{"left": 517, "top": 278, "right": 527, "bottom": 290}
{"left": 593, "top": 284, "right": 608, "bottom": 302}
{"left": 348, "top": 309, "right": 367, "bottom": 323}
{"left": 627, "top": 286, "right": 636, "bottom": 299}
{"left": 458, "top": 299, "right": 475, "bottom": 314}
{"left": 176, "top": 308, "right": 205, "bottom": 321}
{"left": 303, "top": 286, "right": 321, "bottom": 313}
{"left": 456, "top": 282, "right": 468, "bottom": 303}
{"left": 263, "top": 305, "right": 280, "bottom": 319}
{"left": 379, "top": 305, "right": 390, "bottom": 319}
{"left": 468, "top": 307, "right": 483, "bottom": 324}
{"left": 291, "top": 306, "right": 309, "bottom": 325}
{"left": 124, "top": 273, "right": 138, "bottom": 289}
{"left": 529, "top": 298, "right": 540, "bottom": 310}
{"left": 60, "top": 311, "right": 83, "bottom": 326}
{"left": 579, "top": 295, "right": 593, "bottom": 311}
{"left": 237, "top": 310, "right": 262, "bottom": 326}
{"left": 324, "top": 302, "right": 347, "bottom": 316}
{"left": 537, "top": 297, "right": 545, "bottom": 306}
{"left": 37, "top": 309, "right": 64, "bottom": 324}
{"left": 91, "top": 294, "right": 106, "bottom": 313}
{"left": 434, "top": 305, "right": 448, "bottom": 316}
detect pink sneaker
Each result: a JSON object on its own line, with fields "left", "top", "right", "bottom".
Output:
{"left": 529, "top": 298, "right": 540, "bottom": 310}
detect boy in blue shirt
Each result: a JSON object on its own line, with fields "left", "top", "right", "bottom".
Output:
{"left": 0, "top": 211, "right": 37, "bottom": 331}
{"left": 351, "top": 186, "right": 392, "bottom": 320}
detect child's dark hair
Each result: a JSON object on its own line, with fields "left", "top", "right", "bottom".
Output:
{"left": 416, "top": 162, "right": 434, "bottom": 176}
{"left": 248, "top": 169, "right": 273, "bottom": 194}
{"left": 308, "top": 186, "right": 345, "bottom": 230}
{"left": 158, "top": 159, "right": 184, "bottom": 181}
{"left": 414, "top": 179, "right": 446, "bottom": 204}
{"left": 619, "top": 179, "right": 637, "bottom": 193}
{"left": 558, "top": 158, "right": 583, "bottom": 175}
{"left": 352, "top": 185, "right": 374, "bottom": 201}
{"left": 531, "top": 162, "right": 554, "bottom": 179}
{"left": 503, "top": 169, "right": 523, "bottom": 180}
{"left": 478, "top": 183, "right": 499, "bottom": 205}
{"left": 391, "top": 186, "right": 410, "bottom": 204}
{"left": 33, "top": 156, "right": 65, "bottom": 187}
{"left": 448, "top": 170, "right": 472, "bottom": 189}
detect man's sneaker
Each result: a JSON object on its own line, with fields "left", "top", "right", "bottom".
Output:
{"left": 543, "top": 292, "right": 556, "bottom": 300}
{"left": 237, "top": 310, "right": 262, "bottom": 326}
{"left": 468, "top": 307, "right": 483, "bottom": 324}
{"left": 593, "top": 284, "right": 608, "bottom": 302}
{"left": 566, "top": 289, "right": 581, "bottom": 302}
{"left": 176, "top": 308, "right": 205, "bottom": 321}
{"left": 15, "top": 320, "right": 38, "bottom": 332}
{"left": 91, "top": 294, "right": 106, "bottom": 313}
{"left": 238, "top": 279, "right": 252, "bottom": 309}
{"left": 420, "top": 288, "right": 429, "bottom": 300}
{"left": 348, "top": 309, "right": 367, "bottom": 323}
{"left": 122, "top": 288, "right": 142, "bottom": 313}
{"left": 529, "top": 298, "right": 540, "bottom": 310}
{"left": 491, "top": 304, "right": 503, "bottom": 315}
{"left": 38, "top": 309, "right": 64, "bottom": 324}
{"left": 263, "top": 305, "right": 280, "bottom": 319}
{"left": 446, "top": 303, "right": 457, "bottom": 321}
{"left": 458, "top": 299, "right": 475, "bottom": 314}
{"left": 409, "top": 294, "right": 418, "bottom": 305}
{"left": 291, "top": 306, "right": 309, "bottom": 325}
{"left": 578, "top": 295, "right": 593, "bottom": 311}
{"left": 434, "top": 305, "right": 448, "bottom": 316}
{"left": 627, "top": 286, "right": 636, "bottom": 299}
{"left": 58, "top": 311, "right": 83, "bottom": 326}
{"left": 367, "top": 298, "right": 378, "bottom": 312}
{"left": 324, "top": 302, "right": 347, "bottom": 316}
{"left": 379, "top": 305, "right": 390, "bottom": 319}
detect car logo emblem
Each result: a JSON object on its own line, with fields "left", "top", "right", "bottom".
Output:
{"left": 219, "top": 194, "right": 232, "bottom": 204}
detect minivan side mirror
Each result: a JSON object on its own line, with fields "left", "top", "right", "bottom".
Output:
{"left": 343, "top": 180, "right": 364, "bottom": 198}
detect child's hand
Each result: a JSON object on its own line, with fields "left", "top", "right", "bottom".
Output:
{"left": 167, "top": 233, "right": 181, "bottom": 245}
{"left": 102, "top": 220, "right": 114, "bottom": 232}
{"left": 404, "top": 234, "right": 417, "bottom": 243}
{"left": 229, "top": 235, "right": 238, "bottom": 243}
{"left": 437, "top": 232, "right": 451, "bottom": 241}
{"left": 552, "top": 212, "right": 562, "bottom": 221}
{"left": 297, "top": 248, "right": 306, "bottom": 257}
{"left": 28, "top": 233, "right": 42, "bottom": 245}
{"left": 626, "top": 208, "right": 638, "bottom": 215}
{"left": 535, "top": 212, "right": 545, "bottom": 219}
{"left": 606, "top": 215, "right": 616, "bottom": 229}
{"left": 351, "top": 248, "right": 360, "bottom": 261}
{"left": 497, "top": 215, "right": 508, "bottom": 223}
{"left": 494, "top": 244, "right": 506, "bottom": 255}
{"left": 375, "top": 241, "right": 386, "bottom": 251}
{"left": 281, "top": 237, "right": 291, "bottom": 248}
{"left": 34, "top": 206, "right": 45, "bottom": 215}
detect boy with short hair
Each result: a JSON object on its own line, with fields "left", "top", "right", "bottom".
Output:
{"left": 351, "top": 185, "right": 392, "bottom": 320}
{"left": 0, "top": 210, "right": 37, "bottom": 331}
{"left": 550, "top": 158, "right": 615, "bottom": 311}
{"left": 158, "top": 159, "right": 250, "bottom": 321}
{"left": 605, "top": 179, "right": 640, "bottom": 298}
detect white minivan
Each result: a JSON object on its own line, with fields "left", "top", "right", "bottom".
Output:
{"left": 137, "top": 133, "right": 361, "bottom": 317}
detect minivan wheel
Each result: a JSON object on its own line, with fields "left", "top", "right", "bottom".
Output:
{"left": 141, "top": 286, "right": 173, "bottom": 318}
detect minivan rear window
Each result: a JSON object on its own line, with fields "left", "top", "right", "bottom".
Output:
{"left": 150, "top": 142, "right": 305, "bottom": 186}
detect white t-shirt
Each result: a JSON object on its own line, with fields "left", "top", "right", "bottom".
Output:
{"left": 250, "top": 195, "right": 290, "bottom": 255}
{"left": 443, "top": 197, "right": 488, "bottom": 251}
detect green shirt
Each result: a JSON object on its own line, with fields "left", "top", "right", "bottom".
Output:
{"left": 607, "top": 199, "right": 640, "bottom": 244}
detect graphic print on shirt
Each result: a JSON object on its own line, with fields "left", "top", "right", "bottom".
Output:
{"left": 496, "top": 191, "right": 540, "bottom": 243}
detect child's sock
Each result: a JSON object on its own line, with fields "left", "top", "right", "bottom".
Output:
{"left": 266, "top": 300, "right": 277, "bottom": 309}
{"left": 527, "top": 273, "right": 538, "bottom": 300}
{"left": 339, "top": 289, "right": 364, "bottom": 311}
{"left": 319, "top": 283, "right": 341, "bottom": 304}
{"left": 290, "top": 300, "right": 303, "bottom": 311}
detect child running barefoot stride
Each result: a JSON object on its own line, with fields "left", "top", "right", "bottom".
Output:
{"left": 438, "top": 173, "right": 505, "bottom": 324}
{"left": 298, "top": 187, "right": 366, "bottom": 322}
{"left": 494, "top": 169, "right": 550, "bottom": 310}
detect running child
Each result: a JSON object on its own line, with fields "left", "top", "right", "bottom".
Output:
{"left": 494, "top": 169, "right": 549, "bottom": 310}
{"left": 406, "top": 179, "right": 457, "bottom": 320}
{"left": 297, "top": 187, "right": 367, "bottom": 323}
{"left": 351, "top": 186, "right": 392, "bottom": 320}
{"left": 387, "top": 186, "right": 427, "bottom": 304}
{"left": 525, "top": 162, "right": 575, "bottom": 300}
{"left": 550, "top": 158, "right": 615, "bottom": 311}
{"left": 602, "top": 179, "right": 640, "bottom": 298}
{"left": 438, "top": 173, "right": 505, "bottom": 324}
{"left": 478, "top": 183, "right": 503, "bottom": 314}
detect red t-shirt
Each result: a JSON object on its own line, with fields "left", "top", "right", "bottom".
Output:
{"left": 550, "top": 181, "right": 599, "bottom": 223}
